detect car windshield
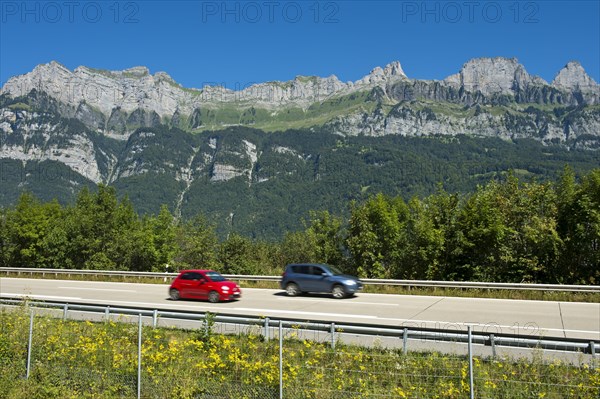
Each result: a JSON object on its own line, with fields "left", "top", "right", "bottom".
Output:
{"left": 327, "top": 265, "right": 345, "bottom": 276}
{"left": 205, "top": 271, "right": 226, "bottom": 282}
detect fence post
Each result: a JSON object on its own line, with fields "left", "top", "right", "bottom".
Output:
{"left": 490, "top": 334, "right": 497, "bottom": 358}
{"left": 279, "top": 320, "right": 283, "bottom": 399}
{"left": 402, "top": 328, "right": 408, "bottom": 354}
{"left": 26, "top": 310, "right": 34, "bottom": 379}
{"left": 330, "top": 323, "right": 336, "bottom": 350}
{"left": 468, "top": 325, "right": 474, "bottom": 399}
{"left": 264, "top": 317, "right": 270, "bottom": 341}
{"left": 137, "top": 314, "right": 142, "bottom": 399}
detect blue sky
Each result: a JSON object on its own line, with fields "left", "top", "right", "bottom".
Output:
{"left": 1, "top": 1, "right": 599, "bottom": 89}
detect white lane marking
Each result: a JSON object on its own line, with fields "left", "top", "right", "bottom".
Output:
{"left": 58, "top": 287, "right": 137, "bottom": 293}
{"left": 232, "top": 307, "right": 377, "bottom": 319}
{"left": 2, "top": 293, "right": 82, "bottom": 300}
{"left": 277, "top": 297, "right": 399, "bottom": 306}
{"left": 117, "top": 301, "right": 225, "bottom": 311}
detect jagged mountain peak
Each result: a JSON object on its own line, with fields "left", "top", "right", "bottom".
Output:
{"left": 369, "top": 61, "right": 406, "bottom": 77}
{"left": 356, "top": 61, "right": 407, "bottom": 86}
{"left": 383, "top": 61, "right": 405, "bottom": 77}
{"left": 154, "top": 71, "right": 176, "bottom": 82}
{"left": 29, "top": 60, "right": 70, "bottom": 76}
{"left": 45, "top": 60, "right": 69, "bottom": 70}
{"left": 552, "top": 61, "right": 598, "bottom": 91}
{"left": 444, "top": 57, "right": 547, "bottom": 95}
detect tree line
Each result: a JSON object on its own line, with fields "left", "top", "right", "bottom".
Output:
{"left": 1, "top": 167, "right": 598, "bottom": 284}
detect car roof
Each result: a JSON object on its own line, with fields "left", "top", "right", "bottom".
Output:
{"left": 178, "top": 269, "right": 215, "bottom": 274}
{"left": 287, "top": 263, "right": 330, "bottom": 268}
{"left": 286, "top": 263, "right": 330, "bottom": 268}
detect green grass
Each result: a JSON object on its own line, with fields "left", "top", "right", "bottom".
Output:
{"left": 8, "top": 102, "right": 32, "bottom": 111}
{"left": 188, "top": 97, "right": 570, "bottom": 131}
{"left": 412, "top": 100, "right": 471, "bottom": 118}
{"left": 174, "top": 89, "right": 597, "bottom": 135}
{"left": 1, "top": 307, "right": 598, "bottom": 398}
{"left": 186, "top": 90, "right": 378, "bottom": 132}
{"left": 294, "top": 75, "right": 318, "bottom": 83}
{"left": 85, "top": 67, "right": 116, "bottom": 78}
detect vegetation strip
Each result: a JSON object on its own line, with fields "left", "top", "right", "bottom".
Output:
{"left": 1, "top": 168, "right": 599, "bottom": 291}
{"left": 1, "top": 306, "right": 599, "bottom": 398}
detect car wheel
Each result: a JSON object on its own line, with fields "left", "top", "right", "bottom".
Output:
{"left": 286, "top": 283, "right": 301, "bottom": 297}
{"left": 208, "top": 290, "right": 220, "bottom": 303}
{"left": 332, "top": 285, "right": 346, "bottom": 299}
{"left": 169, "top": 288, "right": 180, "bottom": 301}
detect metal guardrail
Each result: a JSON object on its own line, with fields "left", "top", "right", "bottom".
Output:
{"left": 1, "top": 297, "right": 598, "bottom": 356}
{"left": 1, "top": 267, "right": 599, "bottom": 293}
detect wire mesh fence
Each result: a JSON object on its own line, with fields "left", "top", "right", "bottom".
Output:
{"left": 0, "top": 306, "right": 598, "bottom": 398}
{"left": 289, "top": 344, "right": 467, "bottom": 398}
{"left": 472, "top": 352, "right": 600, "bottom": 399}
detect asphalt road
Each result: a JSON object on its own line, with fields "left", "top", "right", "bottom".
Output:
{"left": 1, "top": 278, "right": 599, "bottom": 341}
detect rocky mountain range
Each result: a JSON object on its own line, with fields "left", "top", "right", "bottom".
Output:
{"left": 2, "top": 57, "right": 599, "bottom": 138}
{"left": 1, "top": 57, "right": 599, "bottom": 236}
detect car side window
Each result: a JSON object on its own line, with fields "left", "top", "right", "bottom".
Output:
{"left": 202, "top": 272, "right": 212, "bottom": 281}
{"left": 181, "top": 272, "right": 202, "bottom": 280}
{"left": 191, "top": 272, "right": 203, "bottom": 280}
{"left": 310, "top": 266, "right": 324, "bottom": 275}
{"left": 292, "top": 265, "right": 310, "bottom": 274}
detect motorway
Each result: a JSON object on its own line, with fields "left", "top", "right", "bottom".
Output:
{"left": 1, "top": 278, "right": 599, "bottom": 341}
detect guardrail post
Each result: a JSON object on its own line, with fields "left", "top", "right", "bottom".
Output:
{"left": 63, "top": 303, "right": 68, "bottom": 321}
{"left": 264, "top": 317, "right": 270, "bottom": 341}
{"left": 105, "top": 306, "right": 110, "bottom": 322}
{"left": 590, "top": 341, "right": 597, "bottom": 369}
{"left": 490, "top": 334, "right": 497, "bottom": 358}
{"left": 402, "top": 328, "right": 409, "bottom": 354}
{"left": 26, "top": 310, "right": 34, "bottom": 379}
{"left": 137, "top": 314, "right": 142, "bottom": 399}
{"left": 152, "top": 309, "right": 158, "bottom": 328}
{"left": 468, "top": 326, "right": 474, "bottom": 399}
{"left": 330, "top": 322, "right": 336, "bottom": 350}
{"left": 279, "top": 320, "right": 283, "bottom": 399}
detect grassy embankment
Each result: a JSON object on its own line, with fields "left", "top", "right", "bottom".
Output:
{"left": 1, "top": 306, "right": 598, "bottom": 398}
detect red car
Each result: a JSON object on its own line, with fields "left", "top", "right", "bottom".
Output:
{"left": 169, "top": 270, "right": 241, "bottom": 303}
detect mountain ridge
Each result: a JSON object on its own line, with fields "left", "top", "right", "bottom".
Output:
{"left": 1, "top": 57, "right": 599, "bottom": 237}
{"left": 2, "top": 58, "right": 597, "bottom": 119}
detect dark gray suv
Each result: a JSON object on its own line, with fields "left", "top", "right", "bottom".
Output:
{"left": 280, "top": 263, "right": 363, "bottom": 299}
